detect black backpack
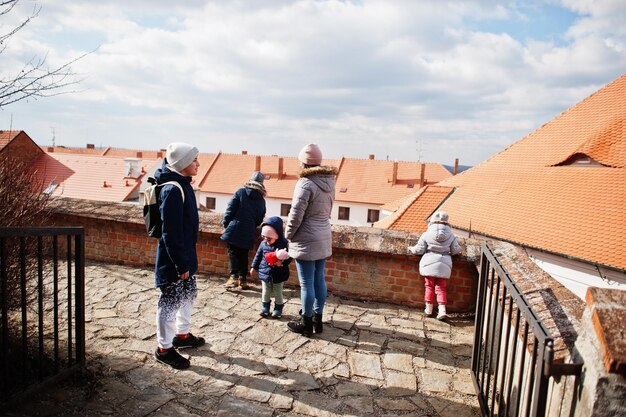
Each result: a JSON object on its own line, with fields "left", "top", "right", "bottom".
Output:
{"left": 142, "top": 177, "right": 185, "bottom": 238}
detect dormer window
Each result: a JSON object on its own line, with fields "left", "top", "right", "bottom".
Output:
{"left": 43, "top": 182, "right": 58, "bottom": 195}
{"left": 556, "top": 153, "right": 603, "bottom": 167}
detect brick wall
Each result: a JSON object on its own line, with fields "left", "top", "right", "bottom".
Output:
{"left": 50, "top": 198, "right": 480, "bottom": 312}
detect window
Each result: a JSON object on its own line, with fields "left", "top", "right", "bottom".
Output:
{"left": 205, "top": 197, "right": 216, "bottom": 210}
{"left": 367, "top": 209, "right": 380, "bottom": 223}
{"left": 338, "top": 206, "right": 350, "bottom": 220}
{"left": 280, "top": 203, "right": 291, "bottom": 217}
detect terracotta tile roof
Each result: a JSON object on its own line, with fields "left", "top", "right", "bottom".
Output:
{"left": 32, "top": 152, "right": 158, "bottom": 202}
{"left": 197, "top": 153, "right": 337, "bottom": 199}
{"left": 0, "top": 130, "right": 20, "bottom": 151}
{"left": 375, "top": 185, "right": 454, "bottom": 232}
{"left": 195, "top": 154, "right": 451, "bottom": 203}
{"left": 335, "top": 159, "right": 451, "bottom": 205}
{"left": 432, "top": 73, "right": 626, "bottom": 271}
{"left": 46, "top": 146, "right": 165, "bottom": 159}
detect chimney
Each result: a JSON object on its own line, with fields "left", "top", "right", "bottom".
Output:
{"left": 419, "top": 163, "right": 426, "bottom": 187}
{"left": 124, "top": 158, "right": 141, "bottom": 178}
{"left": 136, "top": 151, "right": 143, "bottom": 158}
{"left": 454, "top": 158, "right": 459, "bottom": 175}
{"left": 47, "top": 147, "right": 54, "bottom": 152}
{"left": 369, "top": 154, "right": 375, "bottom": 160}
{"left": 242, "top": 150, "right": 248, "bottom": 155}
{"left": 255, "top": 156, "right": 261, "bottom": 171}
{"left": 278, "top": 157, "right": 284, "bottom": 180}
{"left": 157, "top": 151, "right": 163, "bottom": 158}
{"left": 87, "top": 144, "right": 95, "bottom": 149}
{"left": 392, "top": 161, "right": 398, "bottom": 185}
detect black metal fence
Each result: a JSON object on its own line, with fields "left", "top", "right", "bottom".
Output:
{"left": 0, "top": 227, "right": 85, "bottom": 403}
{"left": 471, "top": 243, "right": 582, "bottom": 417}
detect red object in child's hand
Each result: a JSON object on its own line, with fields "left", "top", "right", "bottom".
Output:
{"left": 265, "top": 251, "right": 278, "bottom": 266}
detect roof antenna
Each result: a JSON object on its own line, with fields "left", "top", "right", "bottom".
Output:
{"left": 416, "top": 139, "right": 423, "bottom": 162}
{"left": 51, "top": 126, "right": 56, "bottom": 147}
{"left": 10, "top": 113, "right": 13, "bottom": 131}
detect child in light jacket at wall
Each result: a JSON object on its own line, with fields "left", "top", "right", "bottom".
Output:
{"left": 250, "top": 216, "right": 292, "bottom": 318}
{"left": 408, "top": 211, "right": 461, "bottom": 320}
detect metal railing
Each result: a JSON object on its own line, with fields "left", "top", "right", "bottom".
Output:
{"left": 0, "top": 227, "right": 85, "bottom": 403}
{"left": 471, "top": 244, "right": 582, "bottom": 417}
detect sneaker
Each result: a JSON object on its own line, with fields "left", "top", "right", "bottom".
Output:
{"left": 224, "top": 276, "right": 239, "bottom": 288}
{"left": 172, "top": 333, "right": 206, "bottom": 349}
{"left": 238, "top": 279, "right": 249, "bottom": 290}
{"left": 436, "top": 305, "right": 447, "bottom": 321}
{"left": 155, "top": 348, "right": 190, "bottom": 369}
{"left": 424, "top": 303, "right": 434, "bottom": 316}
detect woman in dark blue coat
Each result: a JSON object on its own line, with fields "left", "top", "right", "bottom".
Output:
{"left": 221, "top": 171, "right": 266, "bottom": 289}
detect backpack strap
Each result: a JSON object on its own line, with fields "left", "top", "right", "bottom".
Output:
{"left": 160, "top": 181, "right": 185, "bottom": 204}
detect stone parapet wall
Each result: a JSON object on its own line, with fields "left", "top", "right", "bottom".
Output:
{"left": 48, "top": 198, "right": 480, "bottom": 312}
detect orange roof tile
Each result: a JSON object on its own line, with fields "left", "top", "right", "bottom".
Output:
{"left": 432, "top": 73, "right": 626, "bottom": 271}
{"left": 46, "top": 146, "right": 165, "bottom": 159}
{"left": 32, "top": 152, "right": 158, "bottom": 202}
{"left": 335, "top": 159, "right": 451, "bottom": 205}
{"left": 0, "top": 130, "right": 20, "bottom": 151}
{"left": 375, "top": 186, "right": 454, "bottom": 232}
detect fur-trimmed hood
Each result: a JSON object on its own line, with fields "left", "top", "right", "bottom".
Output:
{"left": 300, "top": 165, "right": 338, "bottom": 178}
{"left": 299, "top": 165, "right": 337, "bottom": 194}
{"left": 244, "top": 180, "right": 266, "bottom": 197}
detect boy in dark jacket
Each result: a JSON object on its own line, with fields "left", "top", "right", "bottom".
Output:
{"left": 221, "top": 171, "right": 266, "bottom": 290}
{"left": 153, "top": 142, "right": 205, "bottom": 370}
{"left": 250, "top": 216, "right": 292, "bottom": 318}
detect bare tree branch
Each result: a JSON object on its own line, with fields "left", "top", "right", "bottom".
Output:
{"left": 0, "top": 0, "right": 88, "bottom": 109}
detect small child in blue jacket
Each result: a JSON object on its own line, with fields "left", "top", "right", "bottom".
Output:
{"left": 250, "top": 216, "right": 292, "bottom": 318}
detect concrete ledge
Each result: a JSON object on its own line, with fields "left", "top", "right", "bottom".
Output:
{"left": 490, "top": 241, "right": 584, "bottom": 362}
{"left": 586, "top": 287, "right": 626, "bottom": 376}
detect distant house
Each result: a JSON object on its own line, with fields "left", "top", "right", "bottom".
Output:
{"left": 31, "top": 145, "right": 160, "bottom": 202}
{"left": 376, "top": 73, "right": 626, "bottom": 298}
{"left": 194, "top": 151, "right": 452, "bottom": 226}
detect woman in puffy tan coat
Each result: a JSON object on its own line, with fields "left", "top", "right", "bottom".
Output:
{"left": 408, "top": 211, "right": 461, "bottom": 320}
{"left": 285, "top": 143, "right": 337, "bottom": 337}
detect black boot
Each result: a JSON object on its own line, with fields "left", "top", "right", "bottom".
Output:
{"left": 313, "top": 314, "right": 323, "bottom": 334}
{"left": 288, "top": 315, "right": 313, "bottom": 337}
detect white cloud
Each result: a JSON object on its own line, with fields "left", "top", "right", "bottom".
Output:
{"left": 1, "top": 0, "right": 624, "bottom": 165}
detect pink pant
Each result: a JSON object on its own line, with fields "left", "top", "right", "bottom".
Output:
{"left": 424, "top": 276, "right": 448, "bottom": 305}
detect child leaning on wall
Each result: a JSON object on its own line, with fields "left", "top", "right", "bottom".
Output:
{"left": 250, "top": 216, "right": 292, "bottom": 318}
{"left": 408, "top": 211, "right": 461, "bottom": 320}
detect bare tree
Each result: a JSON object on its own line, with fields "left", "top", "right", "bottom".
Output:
{"left": 0, "top": 0, "right": 87, "bottom": 108}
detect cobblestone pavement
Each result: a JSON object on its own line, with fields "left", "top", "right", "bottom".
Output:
{"left": 10, "top": 262, "right": 480, "bottom": 417}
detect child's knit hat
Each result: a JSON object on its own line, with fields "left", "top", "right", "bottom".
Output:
{"left": 429, "top": 211, "right": 449, "bottom": 224}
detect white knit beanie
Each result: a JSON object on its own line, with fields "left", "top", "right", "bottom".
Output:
{"left": 429, "top": 211, "right": 449, "bottom": 224}
{"left": 298, "top": 143, "right": 323, "bottom": 166}
{"left": 166, "top": 142, "right": 199, "bottom": 172}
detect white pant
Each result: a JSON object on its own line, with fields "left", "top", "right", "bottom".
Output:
{"left": 156, "top": 277, "right": 197, "bottom": 349}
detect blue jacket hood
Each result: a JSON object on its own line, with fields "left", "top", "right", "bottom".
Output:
{"left": 261, "top": 216, "right": 285, "bottom": 240}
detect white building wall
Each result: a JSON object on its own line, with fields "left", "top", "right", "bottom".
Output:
{"left": 332, "top": 201, "right": 382, "bottom": 227}
{"left": 197, "top": 192, "right": 384, "bottom": 227}
{"left": 453, "top": 228, "right": 626, "bottom": 300}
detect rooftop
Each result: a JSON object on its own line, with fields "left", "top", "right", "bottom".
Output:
{"left": 377, "top": 73, "right": 626, "bottom": 272}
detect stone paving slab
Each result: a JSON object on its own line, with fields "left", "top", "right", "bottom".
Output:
{"left": 4, "top": 262, "right": 480, "bottom": 416}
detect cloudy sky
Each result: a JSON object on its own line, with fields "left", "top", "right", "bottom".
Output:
{"left": 1, "top": 0, "right": 625, "bottom": 166}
